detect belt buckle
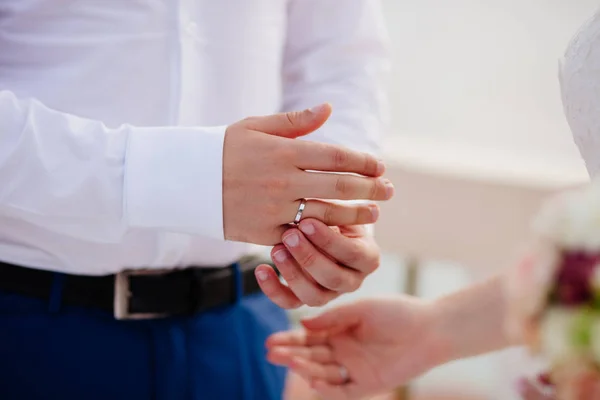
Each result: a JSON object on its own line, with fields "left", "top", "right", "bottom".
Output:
{"left": 114, "top": 269, "right": 170, "bottom": 320}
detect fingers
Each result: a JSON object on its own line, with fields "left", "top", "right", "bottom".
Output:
{"left": 267, "top": 345, "right": 334, "bottom": 366}
{"left": 290, "top": 200, "right": 379, "bottom": 227}
{"left": 311, "top": 379, "right": 364, "bottom": 400}
{"left": 282, "top": 228, "right": 364, "bottom": 292}
{"left": 243, "top": 103, "right": 332, "bottom": 138}
{"left": 300, "top": 303, "right": 362, "bottom": 333}
{"left": 298, "top": 219, "right": 380, "bottom": 273}
{"left": 300, "top": 173, "right": 394, "bottom": 201}
{"left": 254, "top": 265, "right": 303, "bottom": 309}
{"left": 271, "top": 245, "right": 338, "bottom": 307}
{"left": 289, "top": 357, "right": 348, "bottom": 385}
{"left": 266, "top": 330, "right": 329, "bottom": 348}
{"left": 294, "top": 141, "right": 385, "bottom": 178}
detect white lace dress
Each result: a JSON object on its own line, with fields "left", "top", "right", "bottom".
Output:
{"left": 561, "top": 8, "right": 600, "bottom": 178}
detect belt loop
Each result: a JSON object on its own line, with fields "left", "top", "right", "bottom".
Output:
{"left": 49, "top": 272, "right": 66, "bottom": 314}
{"left": 232, "top": 262, "right": 243, "bottom": 303}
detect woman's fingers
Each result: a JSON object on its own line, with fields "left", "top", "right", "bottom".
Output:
{"left": 290, "top": 357, "right": 348, "bottom": 385}
{"left": 267, "top": 345, "right": 334, "bottom": 366}
{"left": 311, "top": 379, "right": 365, "bottom": 400}
{"left": 266, "top": 329, "right": 329, "bottom": 348}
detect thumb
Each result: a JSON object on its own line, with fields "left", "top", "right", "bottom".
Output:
{"left": 301, "top": 303, "right": 362, "bottom": 333}
{"left": 244, "top": 103, "right": 332, "bottom": 139}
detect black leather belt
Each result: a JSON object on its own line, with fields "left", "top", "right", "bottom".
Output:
{"left": 0, "top": 256, "right": 267, "bottom": 320}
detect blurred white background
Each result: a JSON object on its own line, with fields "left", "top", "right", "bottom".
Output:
{"left": 290, "top": 1, "right": 600, "bottom": 399}
{"left": 385, "top": 0, "right": 597, "bottom": 162}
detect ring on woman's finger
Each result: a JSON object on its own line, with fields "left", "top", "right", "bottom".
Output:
{"left": 339, "top": 365, "right": 350, "bottom": 384}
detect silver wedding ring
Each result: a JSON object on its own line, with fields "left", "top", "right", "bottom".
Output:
{"left": 339, "top": 365, "right": 350, "bottom": 383}
{"left": 292, "top": 199, "right": 307, "bottom": 225}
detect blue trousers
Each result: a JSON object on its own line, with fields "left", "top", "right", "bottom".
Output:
{"left": 0, "top": 273, "right": 289, "bottom": 400}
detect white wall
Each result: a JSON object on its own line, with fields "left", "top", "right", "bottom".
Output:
{"left": 383, "top": 0, "right": 599, "bottom": 163}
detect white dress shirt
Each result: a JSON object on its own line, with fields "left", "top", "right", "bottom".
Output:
{"left": 0, "top": 0, "right": 390, "bottom": 275}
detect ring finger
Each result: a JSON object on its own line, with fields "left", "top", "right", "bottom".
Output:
{"left": 267, "top": 345, "right": 335, "bottom": 366}
{"left": 283, "top": 199, "right": 379, "bottom": 227}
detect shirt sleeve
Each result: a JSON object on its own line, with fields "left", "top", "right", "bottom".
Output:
{"left": 282, "top": 0, "right": 391, "bottom": 155}
{"left": 0, "top": 90, "right": 226, "bottom": 243}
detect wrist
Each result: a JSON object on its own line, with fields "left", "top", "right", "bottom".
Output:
{"left": 427, "top": 276, "right": 513, "bottom": 364}
{"left": 424, "top": 298, "right": 466, "bottom": 366}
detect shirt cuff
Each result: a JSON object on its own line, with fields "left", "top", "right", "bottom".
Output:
{"left": 124, "top": 125, "right": 226, "bottom": 240}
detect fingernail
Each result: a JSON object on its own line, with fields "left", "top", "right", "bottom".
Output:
{"left": 299, "top": 222, "right": 315, "bottom": 236}
{"left": 256, "top": 270, "right": 269, "bottom": 282}
{"left": 284, "top": 233, "right": 300, "bottom": 248}
{"left": 308, "top": 103, "right": 327, "bottom": 114}
{"left": 274, "top": 249, "right": 288, "bottom": 262}
{"left": 383, "top": 179, "right": 394, "bottom": 199}
{"left": 376, "top": 159, "right": 385, "bottom": 175}
{"left": 369, "top": 204, "right": 379, "bottom": 221}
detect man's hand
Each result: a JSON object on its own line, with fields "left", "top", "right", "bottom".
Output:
{"left": 223, "top": 104, "right": 394, "bottom": 245}
{"left": 265, "top": 296, "right": 448, "bottom": 400}
{"left": 254, "top": 219, "right": 380, "bottom": 308}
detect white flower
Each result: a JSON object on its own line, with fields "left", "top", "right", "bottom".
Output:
{"left": 533, "top": 181, "right": 600, "bottom": 251}
{"left": 539, "top": 308, "right": 582, "bottom": 365}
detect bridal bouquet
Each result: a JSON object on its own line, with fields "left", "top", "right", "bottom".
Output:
{"left": 506, "top": 181, "right": 600, "bottom": 399}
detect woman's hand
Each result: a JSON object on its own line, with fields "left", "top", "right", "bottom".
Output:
{"left": 266, "top": 296, "right": 448, "bottom": 400}
{"left": 266, "top": 276, "right": 513, "bottom": 400}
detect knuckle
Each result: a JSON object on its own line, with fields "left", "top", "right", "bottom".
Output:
{"left": 334, "top": 176, "right": 349, "bottom": 197}
{"left": 283, "top": 269, "right": 301, "bottom": 285}
{"left": 364, "top": 253, "right": 381, "bottom": 273}
{"left": 300, "top": 251, "right": 318, "bottom": 269}
{"left": 308, "top": 295, "right": 330, "bottom": 308}
{"left": 349, "top": 277, "right": 363, "bottom": 292}
{"left": 322, "top": 203, "right": 337, "bottom": 225}
{"left": 345, "top": 243, "right": 364, "bottom": 266}
{"left": 323, "top": 274, "right": 344, "bottom": 291}
{"left": 319, "top": 230, "right": 335, "bottom": 250}
{"left": 357, "top": 205, "right": 372, "bottom": 223}
{"left": 285, "top": 111, "right": 300, "bottom": 127}
{"left": 241, "top": 116, "right": 259, "bottom": 126}
{"left": 364, "top": 154, "right": 378, "bottom": 176}
{"left": 333, "top": 148, "right": 349, "bottom": 169}
{"left": 369, "top": 178, "right": 381, "bottom": 200}
{"left": 277, "top": 145, "right": 297, "bottom": 162}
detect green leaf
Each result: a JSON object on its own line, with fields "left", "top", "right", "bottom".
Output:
{"left": 571, "top": 308, "right": 596, "bottom": 349}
